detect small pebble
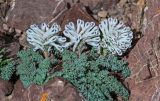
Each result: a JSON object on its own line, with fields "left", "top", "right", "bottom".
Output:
{"left": 2, "top": 24, "right": 9, "bottom": 31}
{"left": 8, "top": 28, "right": 14, "bottom": 33}
{"left": 92, "top": 14, "right": 98, "bottom": 20}
{"left": 98, "top": 10, "right": 108, "bottom": 18}
{"left": 15, "top": 29, "right": 22, "bottom": 34}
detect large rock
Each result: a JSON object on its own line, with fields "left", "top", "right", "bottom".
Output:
{"left": 5, "top": 0, "right": 123, "bottom": 31}
{"left": 61, "top": 3, "right": 97, "bottom": 29}
{"left": 6, "top": 0, "right": 68, "bottom": 31}
{"left": 44, "top": 78, "right": 83, "bottom": 101}
{"left": 0, "top": 78, "right": 13, "bottom": 101}
{"left": 6, "top": 80, "right": 25, "bottom": 101}
{"left": 8, "top": 78, "right": 84, "bottom": 101}
{"left": 129, "top": 77, "right": 160, "bottom": 101}
{"left": 124, "top": 0, "right": 160, "bottom": 100}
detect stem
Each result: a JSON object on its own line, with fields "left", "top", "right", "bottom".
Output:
{"left": 43, "top": 51, "right": 49, "bottom": 58}
{"left": 77, "top": 43, "right": 83, "bottom": 56}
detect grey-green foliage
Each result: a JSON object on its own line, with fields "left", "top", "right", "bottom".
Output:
{"left": 1, "top": 61, "right": 16, "bottom": 80}
{"left": 0, "top": 48, "right": 15, "bottom": 80}
{"left": 52, "top": 49, "right": 130, "bottom": 101}
{"left": 0, "top": 48, "right": 56, "bottom": 87}
{"left": 16, "top": 49, "right": 51, "bottom": 87}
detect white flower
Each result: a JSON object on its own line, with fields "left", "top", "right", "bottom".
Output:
{"left": 63, "top": 19, "right": 101, "bottom": 52}
{"left": 26, "top": 23, "right": 66, "bottom": 52}
{"left": 99, "top": 18, "right": 133, "bottom": 55}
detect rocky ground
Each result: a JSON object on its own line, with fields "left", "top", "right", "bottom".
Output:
{"left": 0, "top": 0, "right": 160, "bottom": 101}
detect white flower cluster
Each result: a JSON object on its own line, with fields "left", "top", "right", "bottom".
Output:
{"left": 63, "top": 19, "right": 101, "bottom": 52}
{"left": 99, "top": 18, "right": 133, "bottom": 55}
{"left": 26, "top": 23, "right": 66, "bottom": 52}
{"left": 26, "top": 18, "right": 133, "bottom": 55}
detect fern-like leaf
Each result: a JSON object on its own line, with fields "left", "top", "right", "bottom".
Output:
{"left": 52, "top": 49, "right": 130, "bottom": 101}
{"left": 1, "top": 61, "right": 16, "bottom": 80}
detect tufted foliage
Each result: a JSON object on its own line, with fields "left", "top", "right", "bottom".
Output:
{"left": 26, "top": 23, "right": 66, "bottom": 52}
{"left": 63, "top": 19, "right": 101, "bottom": 52}
{"left": 99, "top": 18, "right": 133, "bottom": 56}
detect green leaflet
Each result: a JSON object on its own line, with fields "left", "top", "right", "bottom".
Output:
{"left": 1, "top": 49, "right": 53, "bottom": 88}
{"left": 1, "top": 61, "right": 16, "bottom": 80}
{"left": 0, "top": 48, "right": 13, "bottom": 80}
{"left": 53, "top": 49, "right": 130, "bottom": 101}
{"left": 16, "top": 49, "right": 52, "bottom": 87}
